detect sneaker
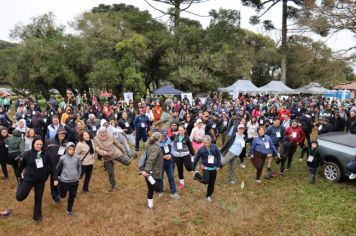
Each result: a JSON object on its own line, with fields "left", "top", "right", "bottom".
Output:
{"left": 0, "top": 209, "right": 12, "bottom": 218}
{"left": 280, "top": 172, "right": 285, "bottom": 177}
{"left": 349, "top": 173, "right": 356, "bottom": 180}
{"left": 206, "top": 197, "right": 212, "bottom": 202}
{"left": 299, "top": 158, "right": 303, "bottom": 162}
{"left": 229, "top": 180, "right": 236, "bottom": 185}
{"left": 178, "top": 183, "right": 185, "bottom": 190}
{"left": 158, "top": 192, "right": 164, "bottom": 198}
{"left": 240, "top": 163, "right": 246, "bottom": 168}
{"left": 34, "top": 216, "right": 43, "bottom": 222}
{"left": 109, "top": 185, "right": 117, "bottom": 192}
{"left": 264, "top": 172, "right": 273, "bottom": 180}
{"left": 82, "top": 190, "right": 89, "bottom": 193}
{"left": 170, "top": 193, "right": 180, "bottom": 199}
{"left": 66, "top": 211, "right": 75, "bottom": 216}
{"left": 309, "top": 179, "right": 316, "bottom": 184}
{"left": 255, "top": 180, "right": 262, "bottom": 184}
{"left": 147, "top": 205, "right": 153, "bottom": 209}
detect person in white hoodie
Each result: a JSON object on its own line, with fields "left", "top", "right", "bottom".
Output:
{"left": 56, "top": 142, "right": 81, "bottom": 216}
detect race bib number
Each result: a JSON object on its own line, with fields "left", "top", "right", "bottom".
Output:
{"left": 276, "top": 131, "right": 281, "bottom": 138}
{"left": 318, "top": 125, "right": 322, "bottom": 131}
{"left": 223, "top": 121, "right": 227, "bottom": 126}
{"left": 259, "top": 120, "right": 264, "bottom": 125}
{"left": 32, "top": 111, "right": 35, "bottom": 115}
{"left": 115, "top": 114, "right": 118, "bottom": 119}
{"left": 157, "top": 110, "right": 160, "bottom": 114}
{"left": 164, "top": 145, "right": 169, "bottom": 154}
{"left": 184, "top": 123, "right": 188, "bottom": 128}
{"left": 298, "top": 108, "right": 301, "bottom": 112}
{"left": 307, "top": 155, "right": 314, "bottom": 162}
{"left": 208, "top": 155, "right": 215, "bottom": 164}
{"left": 212, "top": 123, "right": 217, "bottom": 129}
{"left": 58, "top": 146, "right": 66, "bottom": 156}
{"left": 125, "top": 122, "right": 129, "bottom": 127}
{"left": 264, "top": 142, "right": 270, "bottom": 149}
{"left": 92, "top": 126, "right": 97, "bottom": 131}
{"left": 141, "top": 123, "right": 146, "bottom": 128}
{"left": 35, "top": 158, "right": 44, "bottom": 169}
{"left": 177, "top": 142, "right": 183, "bottom": 150}
{"left": 43, "top": 118, "right": 47, "bottom": 123}
{"left": 292, "top": 132, "right": 297, "bottom": 138}
{"left": 269, "top": 119, "right": 273, "bottom": 123}
{"left": 51, "top": 112, "right": 54, "bottom": 116}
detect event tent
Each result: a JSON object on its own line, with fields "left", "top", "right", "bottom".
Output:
{"left": 259, "top": 80, "right": 299, "bottom": 94}
{"left": 153, "top": 86, "right": 185, "bottom": 95}
{"left": 218, "top": 80, "right": 261, "bottom": 93}
{"left": 297, "top": 82, "right": 332, "bottom": 94}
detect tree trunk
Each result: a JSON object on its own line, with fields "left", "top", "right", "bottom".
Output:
{"left": 173, "top": 1, "right": 181, "bottom": 30}
{"left": 281, "top": 0, "right": 288, "bottom": 84}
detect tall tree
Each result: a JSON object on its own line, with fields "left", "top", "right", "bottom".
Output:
{"left": 242, "top": 0, "right": 305, "bottom": 83}
{"left": 144, "top": 0, "right": 209, "bottom": 28}
{"left": 298, "top": 0, "right": 355, "bottom": 61}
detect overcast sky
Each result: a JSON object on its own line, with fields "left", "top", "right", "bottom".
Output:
{"left": 0, "top": 0, "right": 354, "bottom": 53}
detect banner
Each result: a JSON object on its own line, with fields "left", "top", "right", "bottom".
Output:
{"left": 181, "top": 93, "right": 193, "bottom": 105}
{"left": 124, "top": 92, "right": 133, "bottom": 104}
{"left": 233, "top": 86, "right": 239, "bottom": 100}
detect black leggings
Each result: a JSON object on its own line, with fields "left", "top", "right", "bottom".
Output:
{"left": 173, "top": 155, "right": 192, "bottom": 180}
{"left": 0, "top": 154, "right": 8, "bottom": 178}
{"left": 80, "top": 165, "right": 93, "bottom": 192}
{"left": 16, "top": 180, "right": 46, "bottom": 221}
{"left": 59, "top": 181, "right": 79, "bottom": 212}
{"left": 194, "top": 169, "right": 217, "bottom": 197}
{"left": 7, "top": 152, "right": 19, "bottom": 178}
{"left": 145, "top": 178, "right": 161, "bottom": 199}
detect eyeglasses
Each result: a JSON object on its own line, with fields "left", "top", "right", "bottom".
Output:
{"left": 68, "top": 148, "right": 75, "bottom": 151}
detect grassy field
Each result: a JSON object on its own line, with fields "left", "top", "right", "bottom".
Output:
{"left": 0, "top": 144, "right": 355, "bottom": 236}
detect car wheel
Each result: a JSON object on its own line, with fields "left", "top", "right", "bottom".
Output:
{"left": 323, "top": 162, "right": 341, "bottom": 182}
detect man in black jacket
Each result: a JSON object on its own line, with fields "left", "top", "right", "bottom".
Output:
{"left": 44, "top": 127, "right": 68, "bottom": 203}
{"left": 332, "top": 111, "right": 346, "bottom": 132}
{"left": 346, "top": 111, "right": 356, "bottom": 134}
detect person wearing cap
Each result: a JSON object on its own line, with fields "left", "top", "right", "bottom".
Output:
{"left": 220, "top": 124, "right": 247, "bottom": 184}
{"left": 56, "top": 142, "right": 81, "bottom": 216}
{"left": 190, "top": 118, "right": 205, "bottom": 155}
{"left": 134, "top": 108, "right": 150, "bottom": 151}
{"left": 16, "top": 136, "right": 58, "bottom": 222}
{"left": 44, "top": 126, "right": 69, "bottom": 203}
{"left": 157, "top": 129, "right": 179, "bottom": 199}
{"left": 318, "top": 116, "right": 334, "bottom": 135}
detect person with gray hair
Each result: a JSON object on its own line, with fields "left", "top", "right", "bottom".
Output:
{"left": 139, "top": 132, "right": 164, "bottom": 209}
{"left": 192, "top": 135, "right": 221, "bottom": 202}
{"left": 86, "top": 113, "right": 100, "bottom": 138}
{"left": 93, "top": 127, "right": 131, "bottom": 192}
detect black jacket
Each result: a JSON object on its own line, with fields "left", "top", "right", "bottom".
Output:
{"left": 18, "top": 149, "right": 57, "bottom": 182}
{"left": 44, "top": 127, "right": 68, "bottom": 165}
{"left": 346, "top": 117, "right": 356, "bottom": 134}
{"left": 306, "top": 148, "right": 324, "bottom": 168}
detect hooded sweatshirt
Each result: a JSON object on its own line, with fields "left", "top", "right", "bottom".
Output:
{"left": 5, "top": 129, "right": 22, "bottom": 154}
{"left": 56, "top": 142, "right": 81, "bottom": 183}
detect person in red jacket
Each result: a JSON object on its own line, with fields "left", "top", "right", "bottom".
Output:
{"left": 278, "top": 106, "right": 291, "bottom": 122}
{"left": 284, "top": 120, "right": 305, "bottom": 170}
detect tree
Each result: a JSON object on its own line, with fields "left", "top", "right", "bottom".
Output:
{"left": 143, "top": 0, "right": 209, "bottom": 28}
{"left": 242, "top": 0, "right": 305, "bottom": 84}
{"left": 298, "top": 0, "right": 356, "bottom": 60}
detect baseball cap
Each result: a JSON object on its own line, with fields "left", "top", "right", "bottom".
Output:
{"left": 160, "top": 129, "right": 168, "bottom": 136}
{"left": 238, "top": 124, "right": 245, "bottom": 129}
{"left": 196, "top": 118, "right": 203, "bottom": 123}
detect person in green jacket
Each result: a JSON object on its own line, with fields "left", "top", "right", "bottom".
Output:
{"left": 140, "top": 132, "right": 164, "bottom": 209}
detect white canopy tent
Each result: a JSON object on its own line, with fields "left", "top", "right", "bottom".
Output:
{"left": 218, "top": 79, "right": 262, "bottom": 93}
{"left": 259, "top": 80, "right": 299, "bottom": 94}
{"left": 297, "top": 82, "right": 332, "bottom": 95}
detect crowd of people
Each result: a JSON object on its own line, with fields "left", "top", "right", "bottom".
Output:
{"left": 0, "top": 91, "right": 356, "bottom": 220}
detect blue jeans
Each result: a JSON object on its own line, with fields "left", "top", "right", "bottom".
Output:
{"left": 309, "top": 167, "right": 317, "bottom": 180}
{"left": 160, "top": 159, "right": 177, "bottom": 194}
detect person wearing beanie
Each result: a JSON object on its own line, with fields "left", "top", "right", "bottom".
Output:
{"left": 56, "top": 142, "right": 81, "bottom": 215}
{"left": 16, "top": 136, "right": 58, "bottom": 222}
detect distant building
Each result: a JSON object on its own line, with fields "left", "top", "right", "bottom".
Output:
{"left": 334, "top": 82, "right": 356, "bottom": 99}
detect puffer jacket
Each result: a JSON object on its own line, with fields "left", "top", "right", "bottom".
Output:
{"left": 93, "top": 134, "right": 125, "bottom": 161}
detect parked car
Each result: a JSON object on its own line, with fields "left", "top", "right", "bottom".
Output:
{"left": 317, "top": 132, "right": 356, "bottom": 182}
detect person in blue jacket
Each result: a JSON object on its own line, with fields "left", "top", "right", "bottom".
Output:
{"left": 192, "top": 135, "right": 221, "bottom": 202}
{"left": 134, "top": 108, "right": 150, "bottom": 151}
{"left": 248, "top": 126, "right": 278, "bottom": 184}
